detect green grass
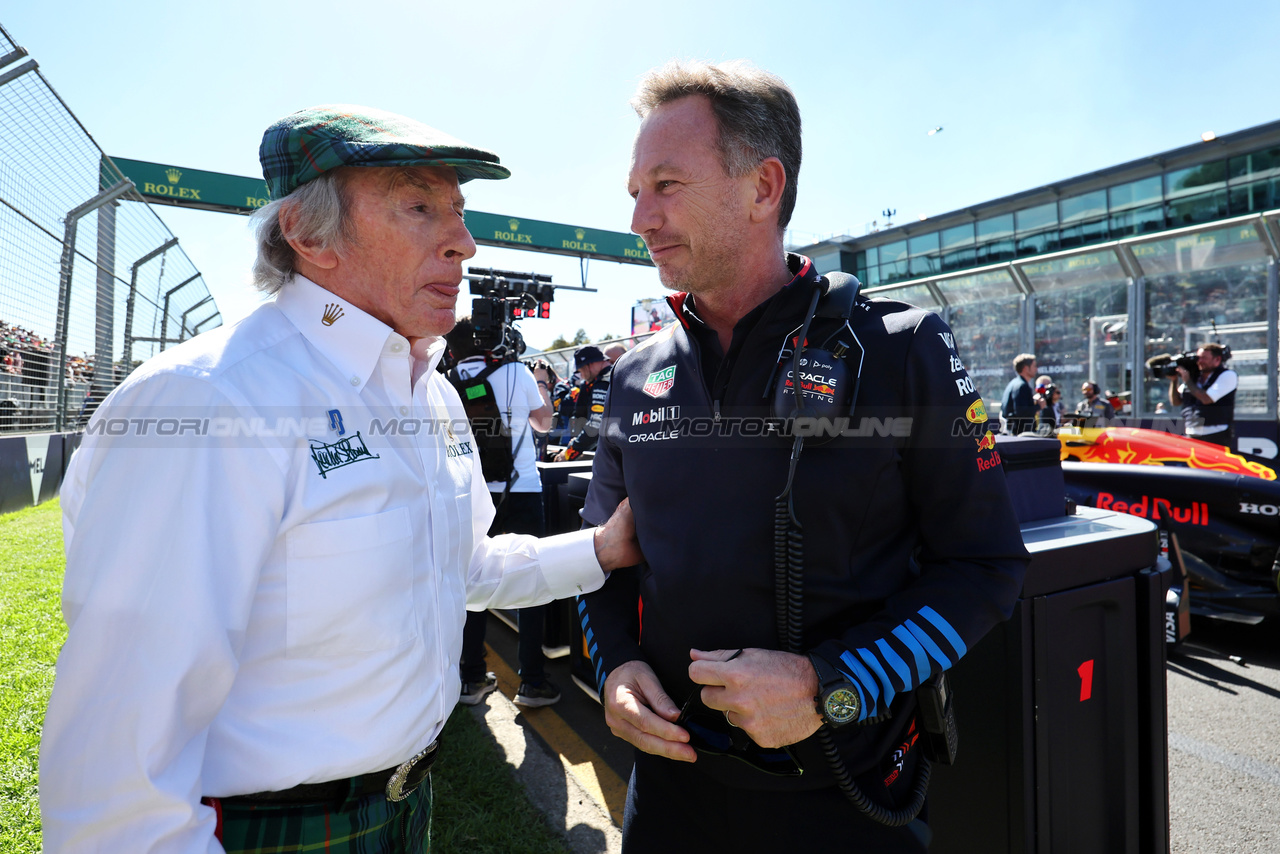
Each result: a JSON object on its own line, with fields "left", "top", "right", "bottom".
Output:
{"left": 0, "top": 498, "right": 67, "bottom": 852}
{"left": 433, "top": 708, "right": 571, "bottom": 854}
{"left": 0, "top": 499, "right": 568, "bottom": 853}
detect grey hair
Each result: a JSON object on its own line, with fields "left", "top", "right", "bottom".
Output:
{"left": 250, "top": 170, "right": 352, "bottom": 294}
{"left": 632, "top": 59, "right": 802, "bottom": 232}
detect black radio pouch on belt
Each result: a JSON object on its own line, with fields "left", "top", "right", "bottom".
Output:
{"left": 446, "top": 361, "right": 515, "bottom": 485}
{"left": 917, "top": 671, "right": 959, "bottom": 766}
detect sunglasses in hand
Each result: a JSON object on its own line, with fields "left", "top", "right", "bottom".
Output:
{"left": 674, "top": 657, "right": 805, "bottom": 778}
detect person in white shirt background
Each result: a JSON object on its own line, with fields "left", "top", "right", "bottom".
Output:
{"left": 443, "top": 316, "right": 566, "bottom": 709}
{"left": 39, "top": 104, "right": 641, "bottom": 854}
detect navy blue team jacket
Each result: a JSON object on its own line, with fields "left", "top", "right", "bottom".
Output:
{"left": 580, "top": 255, "right": 1030, "bottom": 791}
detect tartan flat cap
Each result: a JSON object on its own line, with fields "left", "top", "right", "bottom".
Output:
{"left": 260, "top": 104, "right": 510, "bottom": 199}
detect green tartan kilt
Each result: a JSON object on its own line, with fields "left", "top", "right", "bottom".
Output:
{"left": 204, "top": 776, "right": 432, "bottom": 853}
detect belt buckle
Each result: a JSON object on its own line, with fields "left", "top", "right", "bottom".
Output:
{"left": 385, "top": 741, "right": 436, "bottom": 802}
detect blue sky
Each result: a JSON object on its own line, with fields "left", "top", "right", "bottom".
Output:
{"left": 5, "top": 1, "right": 1276, "bottom": 349}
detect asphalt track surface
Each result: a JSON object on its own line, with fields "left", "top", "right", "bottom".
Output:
{"left": 479, "top": 611, "right": 1280, "bottom": 853}
{"left": 1166, "top": 616, "right": 1280, "bottom": 853}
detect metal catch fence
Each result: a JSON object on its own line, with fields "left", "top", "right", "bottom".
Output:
{"left": 0, "top": 22, "right": 220, "bottom": 434}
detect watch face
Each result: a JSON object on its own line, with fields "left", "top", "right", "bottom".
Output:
{"left": 824, "top": 688, "right": 861, "bottom": 724}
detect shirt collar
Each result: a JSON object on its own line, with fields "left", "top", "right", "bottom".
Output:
{"left": 275, "top": 275, "right": 434, "bottom": 391}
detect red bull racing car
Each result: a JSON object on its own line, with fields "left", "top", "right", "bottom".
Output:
{"left": 1058, "top": 427, "right": 1280, "bottom": 624}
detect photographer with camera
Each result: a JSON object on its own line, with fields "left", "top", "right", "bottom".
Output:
{"left": 1168, "top": 343, "right": 1237, "bottom": 450}
{"left": 445, "top": 318, "right": 565, "bottom": 708}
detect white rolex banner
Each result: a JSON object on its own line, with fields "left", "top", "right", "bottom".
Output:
{"left": 26, "top": 434, "right": 50, "bottom": 505}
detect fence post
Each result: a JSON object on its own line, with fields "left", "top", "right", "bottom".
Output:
{"left": 53, "top": 178, "right": 134, "bottom": 431}
{"left": 122, "top": 237, "right": 179, "bottom": 370}
{"left": 89, "top": 198, "right": 118, "bottom": 426}
{"left": 180, "top": 295, "right": 214, "bottom": 341}
{"left": 159, "top": 274, "right": 201, "bottom": 352}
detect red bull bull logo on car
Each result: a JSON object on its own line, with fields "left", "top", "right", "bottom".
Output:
{"left": 1060, "top": 427, "right": 1276, "bottom": 481}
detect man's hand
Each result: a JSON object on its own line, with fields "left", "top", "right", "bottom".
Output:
{"left": 688, "top": 648, "right": 822, "bottom": 749}
{"left": 552, "top": 449, "right": 568, "bottom": 462}
{"left": 592, "top": 498, "right": 643, "bottom": 571}
{"left": 602, "top": 660, "right": 695, "bottom": 762}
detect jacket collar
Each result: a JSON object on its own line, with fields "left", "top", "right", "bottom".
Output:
{"left": 665, "top": 254, "right": 821, "bottom": 337}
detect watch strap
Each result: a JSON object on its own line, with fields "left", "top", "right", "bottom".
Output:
{"left": 808, "top": 652, "right": 856, "bottom": 726}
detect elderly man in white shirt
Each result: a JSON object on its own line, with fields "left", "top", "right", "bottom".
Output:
{"left": 39, "top": 104, "right": 641, "bottom": 854}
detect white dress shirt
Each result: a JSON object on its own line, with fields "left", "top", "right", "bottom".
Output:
{"left": 40, "top": 275, "right": 604, "bottom": 853}
{"left": 452, "top": 355, "right": 544, "bottom": 493}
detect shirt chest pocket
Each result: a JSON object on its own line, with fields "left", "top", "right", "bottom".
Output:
{"left": 284, "top": 507, "right": 416, "bottom": 658}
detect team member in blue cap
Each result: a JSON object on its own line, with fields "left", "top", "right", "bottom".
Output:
{"left": 40, "top": 104, "right": 641, "bottom": 854}
{"left": 553, "top": 345, "right": 613, "bottom": 461}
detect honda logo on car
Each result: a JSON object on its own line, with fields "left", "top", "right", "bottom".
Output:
{"left": 1096, "top": 492, "right": 1209, "bottom": 525}
{"left": 1239, "top": 502, "right": 1280, "bottom": 515}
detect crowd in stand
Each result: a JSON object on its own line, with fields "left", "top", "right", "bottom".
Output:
{"left": 1, "top": 319, "right": 95, "bottom": 384}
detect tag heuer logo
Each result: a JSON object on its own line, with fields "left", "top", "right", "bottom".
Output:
{"left": 642, "top": 365, "right": 676, "bottom": 398}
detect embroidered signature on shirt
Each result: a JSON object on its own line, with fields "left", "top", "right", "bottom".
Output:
{"left": 309, "top": 431, "right": 380, "bottom": 478}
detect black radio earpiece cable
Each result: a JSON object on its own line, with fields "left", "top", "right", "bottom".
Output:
{"left": 770, "top": 278, "right": 930, "bottom": 827}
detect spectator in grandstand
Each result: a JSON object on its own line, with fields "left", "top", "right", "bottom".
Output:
{"left": 41, "top": 103, "right": 641, "bottom": 854}
{"left": 1001, "top": 352, "right": 1038, "bottom": 434}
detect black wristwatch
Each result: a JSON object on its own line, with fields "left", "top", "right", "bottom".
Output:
{"left": 808, "top": 652, "right": 862, "bottom": 728}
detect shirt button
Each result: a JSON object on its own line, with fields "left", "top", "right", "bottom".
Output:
{"left": 390, "top": 342, "right": 404, "bottom": 353}
{"left": 350, "top": 377, "right": 360, "bottom": 386}
{"left": 400, "top": 406, "right": 409, "bottom": 416}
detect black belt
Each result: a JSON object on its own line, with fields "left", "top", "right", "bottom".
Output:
{"left": 222, "top": 739, "right": 439, "bottom": 806}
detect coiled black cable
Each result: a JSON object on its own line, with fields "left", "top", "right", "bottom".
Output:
{"left": 771, "top": 282, "right": 930, "bottom": 827}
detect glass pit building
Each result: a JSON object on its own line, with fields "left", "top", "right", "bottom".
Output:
{"left": 794, "top": 119, "right": 1280, "bottom": 455}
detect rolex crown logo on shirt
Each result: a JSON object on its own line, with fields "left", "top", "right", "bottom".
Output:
{"left": 321, "top": 303, "right": 345, "bottom": 326}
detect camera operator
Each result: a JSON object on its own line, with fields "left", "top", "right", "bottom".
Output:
{"left": 1169, "top": 343, "right": 1237, "bottom": 450}
{"left": 445, "top": 318, "right": 565, "bottom": 708}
